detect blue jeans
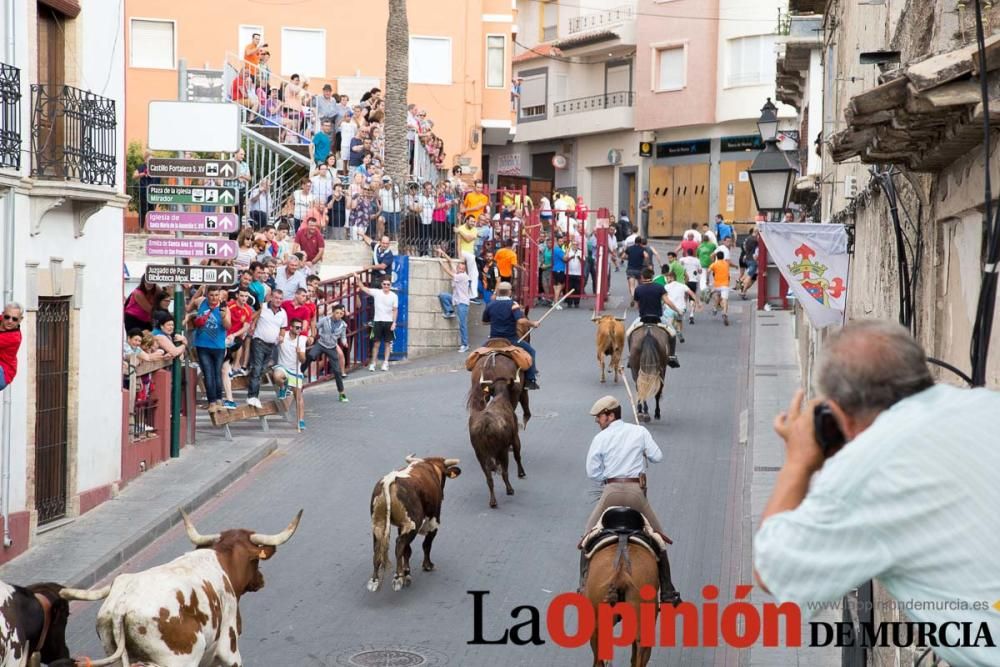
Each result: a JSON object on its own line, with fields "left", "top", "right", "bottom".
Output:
{"left": 438, "top": 293, "right": 469, "bottom": 347}
{"left": 481, "top": 289, "right": 493, "bottom": 305}
{"left": 196, "top": 347, "right": 225, "bottom": 403}
{"left": 0, "top": 367, "right": 7, "bottom": 391}
{"left": 247, "top": 338, "right": 276, "bottom": 398}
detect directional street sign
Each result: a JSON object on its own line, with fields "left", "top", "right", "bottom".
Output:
{"left": 145, "top": 212, "right": 240, "bottom": 233}
{"left": 145, "top": 237, "right": 238, "bottom": 259}
{"left": 144, "top": 264, "right": 239, "bottom": 286}
{"left": 146, "top": 185, "right": 239, "bottom": 206}
{"left": 146, "top": 158, "right": 239, "bottom": 179}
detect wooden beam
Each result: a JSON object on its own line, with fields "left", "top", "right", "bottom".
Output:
{"left": 210, "top": 396, "right": 293, "bottom": 427}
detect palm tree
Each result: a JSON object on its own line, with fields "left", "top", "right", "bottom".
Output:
{"left": 384, "top": 0, "right": 409, "bottom": 188}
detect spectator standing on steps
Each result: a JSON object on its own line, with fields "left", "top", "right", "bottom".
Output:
{"left": 303, "top": 302, "right": 349, "bottom": 403}
{"left": 358, "top": 278, "right": 398, "bottom": 372}
{"left": 361, "top": 233, "right": 394, "bottom": 287}
{"left": 189, "top": 288, "right": 231, "bottom": 414}
{"left": 246, "top": 288, "right": 288, "bottom": 409}
{"left": 0, "top": 303, "right": 23, "bottom": 391}
{"left": 434, "top": 249, "right": 471, "bottom": 352}
{"left": 455, "top": 216, "right": 481, "bottom": 302}
{"left": 272, "top": 318, "right": 308, "bottom": 431}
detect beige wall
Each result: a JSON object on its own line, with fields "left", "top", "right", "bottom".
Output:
{"left": 124, "top": 0, "right": 513, "bottom": 171}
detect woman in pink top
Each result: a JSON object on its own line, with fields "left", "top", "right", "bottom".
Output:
{"left": 123, "top": 276, "right": 159, "bottom": 331}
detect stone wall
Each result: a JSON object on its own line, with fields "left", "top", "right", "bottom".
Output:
{"left": 406, "top": 257, "right": 462, "bottom": 358}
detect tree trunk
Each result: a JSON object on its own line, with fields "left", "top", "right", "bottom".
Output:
{"left": 385, "top": 0, "right": 409, "bottom": 188}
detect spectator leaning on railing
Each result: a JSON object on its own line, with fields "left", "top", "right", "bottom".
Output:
{"left": 753, "top": 320, "right": 1000, "bottom": 667}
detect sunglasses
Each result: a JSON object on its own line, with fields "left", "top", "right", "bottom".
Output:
{"left": 2, "top": 314, "right": 19, "bottom": 322}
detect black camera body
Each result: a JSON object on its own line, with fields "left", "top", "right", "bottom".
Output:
{"left": 813, "top": 402, "right": 847, "bottom": 455}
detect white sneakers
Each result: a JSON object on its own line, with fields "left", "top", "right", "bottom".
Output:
{"left": 368, "top": 362, "right": 390, "bottom": 372}
{"left": 381, "top": 361, "right": 389, "bottom": 371}
{"left": 458, "top": 345, "right": 469, "bottom": 353}
{"left": 368, "top": 363, "right": 376, "bottom": 372}
{"left": 246, "top": 397, "right": 262, "bottom": 409}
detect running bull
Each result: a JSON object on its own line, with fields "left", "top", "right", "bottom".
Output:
{"left": 0, "top": 579, "right": 71, "bottom": 666}
{"left": 59, "top": 509, "right": 302, "bottom": 667}
{"left": 368, "top": 456, "right": 461, "bottom": 593}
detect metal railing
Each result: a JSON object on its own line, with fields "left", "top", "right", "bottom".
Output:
{"left": 303, "top": 269, "right": 373, "bottom": 383}
{"left": 777, "top": 9, "right": 792, "bottom": 36}
{"left": 553, "top": 91, "right": 634, "bottom": 116}
{"left": 241, "top": 124, "right": 312, "bottom": 226}
{"left": 223, "top": 52, "right": 313, "bottom": 146}
{"left": 0, "top": 62, "right": 20, "bottom": 170}
{"left": 30, "top": 84, "right": 116, "bottom": 186}
{"left": 567, "top": 4, "right": 635, "bottom": 34}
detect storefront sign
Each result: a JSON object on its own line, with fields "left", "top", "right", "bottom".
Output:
{"left": 496, "top": 153, "right": 522, "bottom": 175}
{"left": 655, "top": 140, "right": 711, "bottom": 158}
{"left": 721, "top": 135, "right": 765, "bottom": 152}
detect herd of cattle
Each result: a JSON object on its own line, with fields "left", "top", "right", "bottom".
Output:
{"left": 0, "top": 316, "right": 644, "bottom": 666}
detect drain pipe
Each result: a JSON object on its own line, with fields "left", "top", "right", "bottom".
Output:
{"left": 2, "top": 0, "right": 17, "bottom": 548}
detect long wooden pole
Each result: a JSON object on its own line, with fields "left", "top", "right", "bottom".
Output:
{"left": 517, "top": 289, "right": 575, "bottom": 342}
{"left": 619, "top": 362, "right": 642, "bottom": 424}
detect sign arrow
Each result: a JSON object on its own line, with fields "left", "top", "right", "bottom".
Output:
{"left": 218, "top": 243, "right": 235, "bottom": 257}
{"left": 219, "top": 190, "right": 235, "bottom": 204}
{"left": 217, "top": 268, "right": 235, "bottom": 284}
{"left": 219, "top": 163, "right": 235, "bottom": 177}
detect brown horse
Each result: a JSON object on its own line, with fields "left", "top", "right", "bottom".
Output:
{"left": 468, "top": 351, "right": 532, "bottom": 428}
{"left": 468, "top": 377, "right": 525, "bottom": 508}
{"left": 627, "top": 325, "right": 670, "bottom": 422}
{"left": 584, "top": 540, "right": 659, "bottom": 666}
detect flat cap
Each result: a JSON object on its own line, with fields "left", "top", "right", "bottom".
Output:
{"left": 589, "top": 395, "right": 620, "bottom": 415}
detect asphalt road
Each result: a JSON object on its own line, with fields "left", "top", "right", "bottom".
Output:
{"left": 65, "top": 264, "right": 754, "bottom": 666}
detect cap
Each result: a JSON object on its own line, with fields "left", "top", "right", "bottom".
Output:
{"left": 589, "top": 395, "right": 621, "bottom": 415}
{"left": 382, "top": 175, "right": 392, "bottom": 183}
{"left": 346, "top": 110, "right": 354, "bottom": 116}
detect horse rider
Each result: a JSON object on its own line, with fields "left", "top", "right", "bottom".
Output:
{"left": 581, "top": 395, "right": 681, "bottom": 605}
{"left": 482, "top": 281, "right": 541, "bottom": 390}
{"left": 629, "top": 267, "right": 681, "bottom": 368}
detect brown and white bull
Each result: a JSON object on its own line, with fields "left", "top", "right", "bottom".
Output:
{"left": 367, "top": 456, "right": 461, "bottom": 593}
{"left": 593, "top": 314, "right": 625, "bottom": 383}
{"left": 59, "top": 509, "right": 302, "bottom": 667}
{"left": 0, "top": 579, "right": 72, "bottom": 667}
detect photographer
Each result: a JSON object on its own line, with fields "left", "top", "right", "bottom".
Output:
{"left": 753, "top": 320, "right": 1000, "bottom": 666}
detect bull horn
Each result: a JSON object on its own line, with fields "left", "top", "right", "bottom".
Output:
{"left": 404, "top": 454, "right": 422, "bottom": 464}
{"left": 59, "top": 585, "right": 111, "bottom": 601}
{"left": 180, "top": 509, "right": 221, "bottom": 546}
{"left": 250, "top": 509, "right": 304, "bottom": 547}
{"left": 443, "top": 458, "right": 460, "bottom": 467}
{"left": 615, "top": 316, "right": 626, "bottom": 321}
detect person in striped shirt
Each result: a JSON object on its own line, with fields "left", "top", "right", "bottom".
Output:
{"left": 754, "top": 320, "right": 1000, "bottom": 666}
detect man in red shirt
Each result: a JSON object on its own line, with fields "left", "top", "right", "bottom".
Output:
{"left": 294, "top": 216, "right": 326, "bottom": 265}
{"left": 282, "top": 288, "right": 314, "bottom": 337}
{"left": 0, "top": 302, "right": 22, "bottom": 391}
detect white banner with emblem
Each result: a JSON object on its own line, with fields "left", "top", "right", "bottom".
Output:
{"left": 758, "top": 223, "right": 849, "bottom": 329}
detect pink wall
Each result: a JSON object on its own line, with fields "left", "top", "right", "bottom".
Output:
{"left": 634, "top": 0, "right": 720, "bottom": 131}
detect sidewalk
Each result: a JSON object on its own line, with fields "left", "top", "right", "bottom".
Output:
{"left": 0, "top": 347, "right": 467, "bottom": 588}
{"left": 747, "top": 306, "right": 839, "bottom": 666}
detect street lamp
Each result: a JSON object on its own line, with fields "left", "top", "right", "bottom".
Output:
{"left": 747, "top": 138, "right": 797, "bottom": 214}
{"left": 757, "top": 97, "right": 779, "bottom": 142}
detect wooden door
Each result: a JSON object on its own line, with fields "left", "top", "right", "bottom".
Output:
{"left": 671, "top": 165, "right": 692, "bottom": 236}
{"left": 719, "top": 159, "right": 757, "bottom": 223}
{"left": 648, "top": 166, "right": 672, "bottom": 237}
{"left": 690, "top": 163, "right": 710, "bottom": 228}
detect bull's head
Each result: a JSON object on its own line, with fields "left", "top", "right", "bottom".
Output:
{"left": 180, "top": 509, "right": 303, "bottom": 596}
{"left": 26, "top": 583, "right": 72, "bottom": 666}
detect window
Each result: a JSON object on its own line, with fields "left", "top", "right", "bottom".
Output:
{"left": 541, "top": 1, "right": 558, "bottom": 41}
{"left": 727, "top": 35, "right": 777, "bottom": 87}
{"left": 655, "top": 46, "right": 685, "bottom": 91}
{"left": 238, "top": 25, "right": 263, "bottom": 60}
{"left": 486, "top": 35, "right": 505, "bottom": 88}
{"left": 130, "top": 19, "right": 175, "bottom": 69}
{"left": 281, "top": 28, "right": 326, "bottom": 78}
{"left": 605, "top": 62, "right": 631, "bottom": 94}
{"left": 518, "top": 70, "right": 547, "bottom": 121}
{"left": 409, "top": 36, "right": 452, "bottom": 85}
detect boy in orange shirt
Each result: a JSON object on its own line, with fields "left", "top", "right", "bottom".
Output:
{"left": 708, "top": 250, "right": 733, "bottom": 326}
{"left": 495, "top": 238, "right": 518, "bottom": 283}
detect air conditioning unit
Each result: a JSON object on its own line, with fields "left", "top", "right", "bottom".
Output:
{"left": 607, "top": 149, "right": 623, "bottom": 165}
{"left": 845, "top": 175, "right": 858, "bottom": 198}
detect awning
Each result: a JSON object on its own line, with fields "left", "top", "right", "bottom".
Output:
{"left": 829, "top": 34, "right": 1000, "bottom": 172}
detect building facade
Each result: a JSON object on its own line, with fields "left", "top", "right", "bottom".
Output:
{"left": 485, "top": 0, "right": 794, "bottom": 235}
{"left": 0, "top": 0, "right": 127, "bottom": 563}
{"left": 123, "top": 0, "right": 514, "bottom": 181}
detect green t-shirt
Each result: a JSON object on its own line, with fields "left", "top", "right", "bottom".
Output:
{"left": 669, "top": 260, "right": 686, "bottom": 283}
{"left": 652, "top": 274, "right": 667, "bottom": 286}
{"left": 697, "top": 241, "right": 717, "bottom": 268}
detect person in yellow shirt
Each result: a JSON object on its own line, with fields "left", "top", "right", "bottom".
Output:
{"left": 494, "top": 238, "right": 518, "bottom": 283}
{"left": 707, "top": 250, "right": 733, "bottom": 326}
{"left": 461, "top": 179, "right": 490, "bottom": 220}
{"left": 455, "top": 215, "right": 481, "bottom": 301}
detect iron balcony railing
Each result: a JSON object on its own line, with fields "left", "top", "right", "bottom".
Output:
{"left": 553, "top": 91, "right": 634, "bottom": 116}
{"left": 31, "top": 83, "right": 116, "bottom": 186}
{"left": 0, "top": 63, "right": 20, "bottom": 170}
{"left": 567, "top": 4, "right": 635, "bottom": 35}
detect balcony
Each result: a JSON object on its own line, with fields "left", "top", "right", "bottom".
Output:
{"left": 554, "top": 91, "right": 634, "bottom": 116}
{"left": 515, "top": 92, "right": 635, "bottom": 143}
{"left": 31, "top": 84, "right": 116, "bottom": 187}
{"left": 568, "top": 5, "right": 635, "bottom": 35}
{"left": 0, "top": 63, "right": 20, "bottom": 171}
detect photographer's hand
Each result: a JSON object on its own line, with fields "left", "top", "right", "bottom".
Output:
{"left": 773, "top": 388, "right": 825, "bottom": 475}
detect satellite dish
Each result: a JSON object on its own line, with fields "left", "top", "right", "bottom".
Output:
{"left": 552, "top": 154, "right": 568, "bottom": 169}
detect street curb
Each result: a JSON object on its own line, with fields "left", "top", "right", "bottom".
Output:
{"left": 67, "top": 438, "right": 279, "bottom": 589}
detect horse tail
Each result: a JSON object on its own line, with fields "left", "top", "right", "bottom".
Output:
{"left": 636, "top": 331, "right": 663, "bottom": 401}
{"left": 604, "top": 535, "right": 636, "bottom": 605}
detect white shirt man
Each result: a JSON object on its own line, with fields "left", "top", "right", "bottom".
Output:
{"left": 372, "top": 289, "right": 398, "bottom": 322}
{"left": 680, "top": 254, "right": 701, "bottom": 286}
{"left": 586, "top": 418, "right": 662, "bottom": 483}
{"left": 293, "top": 185, "right": 316, "bottom": 224}
{"left": 274, "top": 261, "right": 310, "bottom": 295}
{"left": 253, "top": 301, "right": 287, "bottom": 345}
{"left": 664, "top": 279, "right": 689, "bottom": 317}
{"left": 276, "top": 330, "right": 306, "bottom": 372}
{"left": 681, "top": 228, "right": 702, "bottom": 244}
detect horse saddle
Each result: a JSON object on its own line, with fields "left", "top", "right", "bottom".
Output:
{"left": 581, "top": 507, "right": 667, "bottom": 560}
{"left": 465, "top": 338, "right": 533, "bottom": 371}
{"left": 625, "top": 321, "right": 675, "bottom": 344}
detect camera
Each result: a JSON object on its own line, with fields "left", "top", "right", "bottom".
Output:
{"left": 813, "top": 402, "right": 846, "bottom": 455}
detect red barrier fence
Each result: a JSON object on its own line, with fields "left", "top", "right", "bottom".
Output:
{"left": 303, "top": 269, "right": 373, "bottom": 386}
